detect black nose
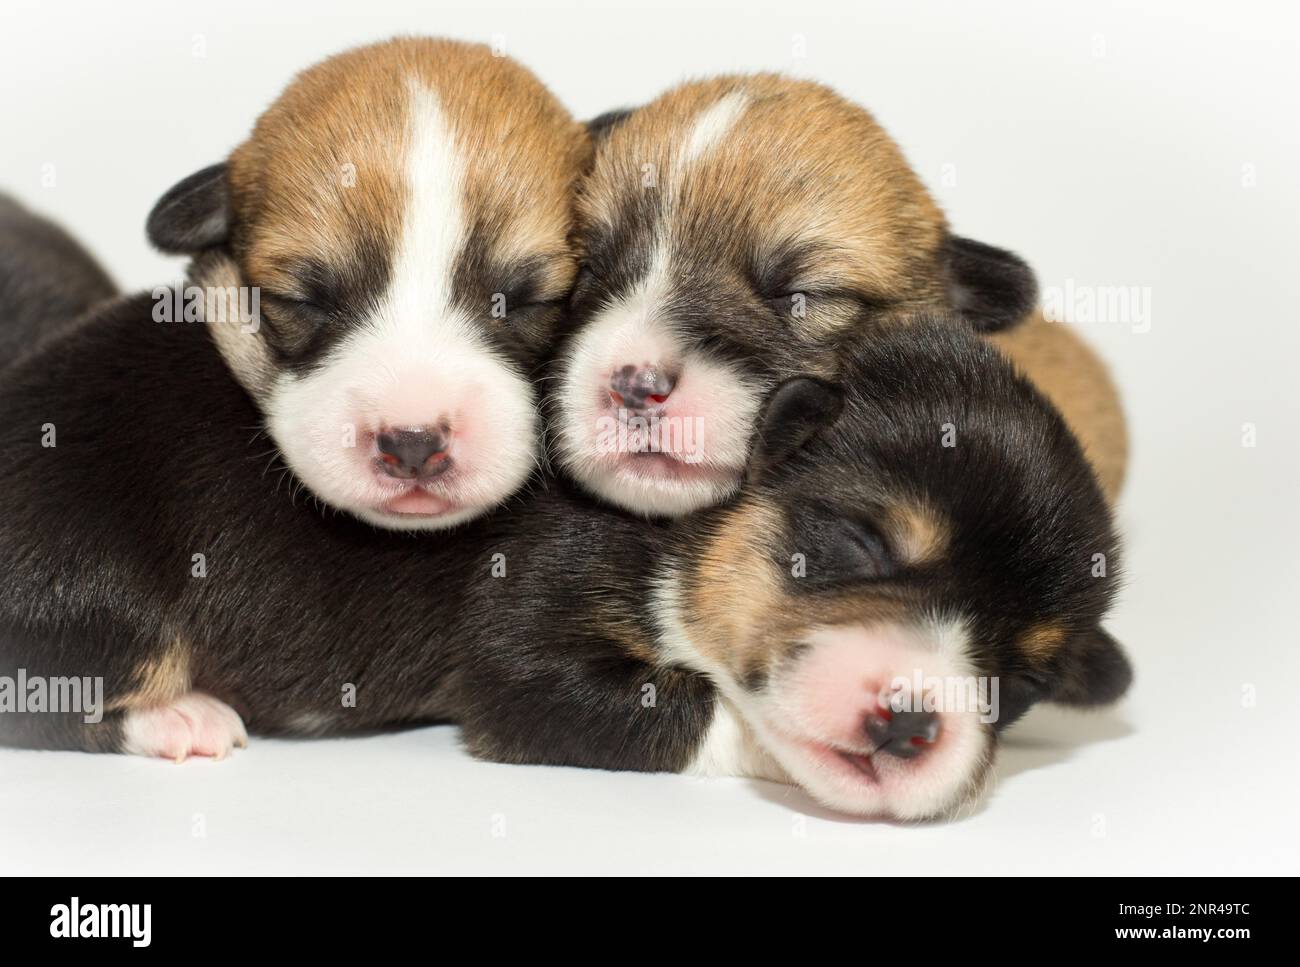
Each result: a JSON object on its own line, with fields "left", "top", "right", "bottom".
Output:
{"left": 609, "top": 364, "right": 676, "bottom": 413}
{"left": 376, "top": 428, "right": 450, "bottom": 480}
{"left": 866, "top": 710, "right": 941, "bottom": 759}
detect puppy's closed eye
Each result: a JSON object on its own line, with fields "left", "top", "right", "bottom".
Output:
{"left": 789, "top": 508, "right": 898, "bottom": 584}
{"left": 827, "top": 518, "right": 896, "bottom": 581}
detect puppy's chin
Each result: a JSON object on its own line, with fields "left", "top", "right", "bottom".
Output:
{"left": 349, "top": 498, "right": 488, "bottom": 533}
{"left": 561, "top": 448, "right": 743, "bottom": 518}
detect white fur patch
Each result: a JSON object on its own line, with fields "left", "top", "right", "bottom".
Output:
{"left": 121, "top": 692, "right": 247, "bottom": 762}
{"left": 683, "top": 697, "right": 788, "bottom": 782}
{"left": 651, "top": 576, "right": 785, "bottom": 782}
{"left": 678, "top": 91, "right": 750, "bottom": 167}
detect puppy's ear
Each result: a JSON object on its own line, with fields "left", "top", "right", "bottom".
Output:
{"left": 940, "top": 235, "right": 1037, "bottom": 332}
{"left": 586, "top": 107, "right": 635, "bottom": 141}
{"left": 146, "top": 163, "right": 230, "bottom": 254}
{"left": 1049, "top": 627, "right": 1133, "bottom": 707}
{"left": 747, "top": 377, "right": 844, "bottom": 481}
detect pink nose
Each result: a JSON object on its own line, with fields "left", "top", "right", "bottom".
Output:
{"left": 376, "top": 427, "right": 451, "bottom": 480}
{"left": 608, "top": 364, "right": 676, "bottom": 413}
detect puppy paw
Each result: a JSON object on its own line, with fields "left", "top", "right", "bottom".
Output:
{"left": 121, "top": 691, "right": 248, "bottom": 762}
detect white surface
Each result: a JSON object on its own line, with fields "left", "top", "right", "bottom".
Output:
{"left": 2, "top": 0, "right": 1298, "bottom": 875}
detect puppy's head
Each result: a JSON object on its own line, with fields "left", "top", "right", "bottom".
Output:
{"left": 557, "top": 76, "right": 1036, "bottom": 517}
{"left": 149, "top": 38, "right": 589, "bottom": 530}
{"left": 662, "top": 317, "right": 1128, "bottom": 820}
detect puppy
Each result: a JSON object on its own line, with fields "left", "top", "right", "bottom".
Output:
{"left": 0, "top": 202, "right": 1128, "bottom": 819}
{"left": 150, "top": 37, "right": 589, "bottom": 530}
{"left": 555, "top": 75, "right": 1039, "bottom": 516}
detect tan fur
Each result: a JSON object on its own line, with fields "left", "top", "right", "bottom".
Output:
{"left": 1019, "top": 622, "right": 1068, "bottom": 659}
{"left": 108, "top": 638, "right": 191, "bottom": 711}
{"left": 987, "top": 312, "right": 1128, "bottom": 502}
{"left": 683, "top": 499, "right": 784, "bottom": 668}
{"left": 886, "top": 500, "right": 949, "bottom": 566}
{"left": 579, "top": 74, "right": 949, "bottom": 310}
{"left": 226, "top": 38, "right": 590, "bottom": 300}
{"left": 683, "top": 498, "right": 908, "bottom": 673}
{"left": 191, "top": 251, "right": 275, "bottom": 400}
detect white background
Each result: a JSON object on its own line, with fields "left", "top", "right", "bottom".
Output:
{"left": 2, "top": 0, "right": 1297, "bottom": 874}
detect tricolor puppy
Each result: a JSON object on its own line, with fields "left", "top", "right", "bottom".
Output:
{"left": 151, "top": 38, "right": 588, "bottom": 530}
{"left": 0, "top": 200, "right": 1128, "bottom": 819}
{"left": 555, "top": 75, "right": 1038, "bottom": 516}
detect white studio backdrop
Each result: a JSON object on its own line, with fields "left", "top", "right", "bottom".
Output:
{"left": 1, "top": 0, "right": 1297, "bottom": 873}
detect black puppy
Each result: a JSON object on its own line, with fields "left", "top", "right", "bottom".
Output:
{"left": 0, "top": 196, "right": 114, "bottom": 366}
{"left": 0, "top": 204, "right": 1129, "bottom": 819}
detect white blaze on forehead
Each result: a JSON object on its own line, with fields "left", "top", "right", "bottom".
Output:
{"left": 384, "top": 78, "right": 469, "bottom": 337}
{"left": 678, "top": 90, "right": 751, "bottom": 166}
{"left": 598, "top": 91, "right": 751, "bottom": 327}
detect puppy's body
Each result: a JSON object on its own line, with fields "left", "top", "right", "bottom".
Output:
{"left": 0, "top": 198, "right": 1130, "bottom": 816}
{"left": 0, "top": 196, "right": 115, "bottom": 366}
{"left": 0, "top": 284, "right": 710, "bottom": 764}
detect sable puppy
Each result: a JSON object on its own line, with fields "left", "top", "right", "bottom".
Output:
{"left": 151, "top": 38, "right": 588, "bottom": 531}
{"left": 555, "top": 75, "right": 1038, "bottom": 516}
{"left": 0, "top": 204, "right": 1127, "bottom": 819}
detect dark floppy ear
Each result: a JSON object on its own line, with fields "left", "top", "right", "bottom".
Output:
{"left": 146, "top": 163, "right": 230, "bottom": 254}
{"left": 747, "top": 377, "right": 844, "bottom": 481}
{"left": 940, "top": 235, "right": 1037, "bottom": 332}
{"left": 1049, "top": 627, "right": 1133, "bottom": 707}
{"left": 586, "top": 107, "right": 635, "bottom": 141}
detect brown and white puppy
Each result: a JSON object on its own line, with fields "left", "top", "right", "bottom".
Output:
{"left": 554, "top": 75, "right": 1037, "bottom": 516}
{"left": 150, "top": 38, "right": 588, "bottom": 530}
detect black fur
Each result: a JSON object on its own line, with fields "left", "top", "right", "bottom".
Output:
{"left": 940, "top": 235, "right": 1038, "bottom": 333}
{"left": 748, "top": 376, "right": 844, "bottom": 479}
{"left": 753, "top": 321, "right": 1128, "bottom": 711}
{"left": 585, "top": 108, "right": 635, "bottom": 140}
{"left": 0, "top": 282, "right": 718, "bottom": 765}
{"left": 145, "top": 163, "right": 230, "bottom": 254}
{"left": 0, "top": 196, "right": 115, "bottom": 367}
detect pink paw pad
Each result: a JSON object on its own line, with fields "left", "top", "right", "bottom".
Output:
{"left": 122, "top": 692, "right": 248, "bottom": 762}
